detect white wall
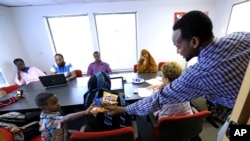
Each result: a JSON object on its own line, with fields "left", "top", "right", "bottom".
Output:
{"left": 0, "top": 5, "right": 28, "bottom": 85}
{"left": 0, "top": 0, "right": 245, "bottom": 84}
{"left": 9, "top": 0, "right": 215, "bottom": 72}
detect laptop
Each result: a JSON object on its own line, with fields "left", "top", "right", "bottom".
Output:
{"left": 39, "top": 74, "right": 68, "bottom": 89}
{"left": 110, "top": 77, "right": 124, "bottom": 93}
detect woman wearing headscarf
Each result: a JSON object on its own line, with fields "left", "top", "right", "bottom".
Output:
{"left": 137, "top": 49, "right": 157, "bottom": 73}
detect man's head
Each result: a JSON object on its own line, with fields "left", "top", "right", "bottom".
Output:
{"left": 13, "top": 58, "right": 26, "bottom": 70}
{"left": 93, "top": 51, "right": 101, "bottom": 62}
{"left": 172, "top": 10, "right": 214, "bottom": 61}
{"left": 35, "top": 92, "right": 60, "bottom": 112}
{"left": 54, "top": 53, "right": 65, "bottom": 67}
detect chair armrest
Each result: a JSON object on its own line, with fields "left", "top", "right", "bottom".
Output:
{"left": 21, "top": 121, "right": 39, "bottom": 129}
{"left": 148, "top": 113, "right": 158, "bottom": 128}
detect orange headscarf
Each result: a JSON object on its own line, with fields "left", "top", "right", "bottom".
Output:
{"left": 137, "top": 49, "right": 157, "bottom": 73}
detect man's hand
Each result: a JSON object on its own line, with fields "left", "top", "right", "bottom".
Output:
{"left": 105, "top": 105, "right": 126, "bottom": 115}
{"left": 17, "top": 69, "right": 22, "bottom": 80}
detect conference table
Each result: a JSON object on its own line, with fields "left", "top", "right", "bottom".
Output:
{"left": 0, "top": 72, "right": 158, "bottom": 113}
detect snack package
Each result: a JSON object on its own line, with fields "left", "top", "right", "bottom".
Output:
{"left": 102, "top": 91, "right": 118, "bottom": 105}
{"left": 89, "top": 91, "right": 118, "bottom": 114}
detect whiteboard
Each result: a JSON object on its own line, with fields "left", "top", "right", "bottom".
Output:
{"left": 227, "top": 1, "right": 250, "bottom": 34}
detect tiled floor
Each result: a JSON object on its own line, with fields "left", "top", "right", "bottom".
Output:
{"left": 200, "top": 120, "right": 222, "bottom": 141}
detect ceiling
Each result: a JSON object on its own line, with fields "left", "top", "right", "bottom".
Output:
{"left": 0, "top": 0, "right": 148, "bottom": 7}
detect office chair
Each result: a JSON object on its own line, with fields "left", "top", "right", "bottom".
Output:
{"left": 158, "top": 62, "right": 166, "bottom": 71}
{"left": 133, "top": 64, "right": 137, "bottom": 73}
{"left": 0, "top": 122, "right": 41, "bottom": 141}
{"left": 0, "top": 128, "right": 14, "bottom": 141}
{"left": 75, "top": 69, "right": 83, "bottom": 77}
{"left": 70, "top": 126, "right": 135, "bottom": 141}
{"left": 1, "top": 84, "right": 20, "bottom": 93}
{"left": 149, "top": 110, "right": 211, "bottom": 141}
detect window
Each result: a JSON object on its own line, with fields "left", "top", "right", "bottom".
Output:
{"left": 0, "top": 69, "right": 9, "bottom": 87}
{"left": 95, "top": 13, "right": 137, "bottom": 71}
{"left": 227, "top": 1, "right": 250, "bottom": 34}
{"left": 46, "top": 13, "right": 137, "bottom": 73}
{"left": 46, "top": 15, "right": 94, "bottom": 73}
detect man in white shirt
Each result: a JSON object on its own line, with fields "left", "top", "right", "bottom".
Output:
{"left": 14, "top": 58, "right": 46, "bottom": 85}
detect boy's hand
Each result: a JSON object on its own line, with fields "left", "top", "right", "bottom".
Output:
{"left": 10, "top": 127, "right": 24, "bottom": 134}
{"left": 85, "top": 102, "right": 97, "bottom": 114}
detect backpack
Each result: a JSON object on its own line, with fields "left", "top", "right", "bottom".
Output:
{"left": 83, "top": 71, "right": 131, "bottom": 131}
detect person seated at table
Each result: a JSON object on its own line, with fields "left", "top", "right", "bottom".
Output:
{"left": 137, "top": 49, "right": 157, "bottom": 73}
{"left": 0, "top": 85, "right": 22, "bottom": 108}
{"left": 35, "top": 92, "right": 93, "bottom": 141}
{"left": 147, "top": 62, "right": 193, "bottom": 119}
{"left": 87, "top": 51, "right": 112, "bottom": 76}
{"left": 50, "top": 53, "right": 76, "bottom": 81}
{"left": 83, "top": 71, "right": 130, "bottom": 131}
{"left": 13, "top": 58, "right": 46, "bottom": 86}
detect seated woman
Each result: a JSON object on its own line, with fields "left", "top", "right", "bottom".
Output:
{"left": 137, "top": 49, "right": 157, "bottom": 73}
{"left": 147, "top": 62, "right": 193, "bottom": 119}
{"left": 83, "top": 71, "right": 130, "bottom": 131}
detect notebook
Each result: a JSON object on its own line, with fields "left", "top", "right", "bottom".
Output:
{"left": 39, "top": 74, "right": 68, "bottom": 89}
{"left": 110, "top": 77, "right": 124, "bottom": 93}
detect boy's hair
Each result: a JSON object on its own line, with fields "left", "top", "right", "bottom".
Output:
{"left": 162, "top": 62, "right": 182, "bottom": 82}
{"left": 35, "top": 92, "right": 55, "bottom": 107}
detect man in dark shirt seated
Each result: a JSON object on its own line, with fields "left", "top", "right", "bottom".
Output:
{"left": 87, "top": 51, "right": 112, "bottom": 76}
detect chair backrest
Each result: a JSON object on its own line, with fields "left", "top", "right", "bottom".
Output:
{"left": 75, "top": 69, "right": 83, "bottom": 77}
{"left": 1, "top": 84, "right": 20, "bottom": 93}
{"left": 70, "top": 126, "right": 135, "bottom": 141}
{"left": 0, "top": 128, "right": 15, "bottom": 141}
{"left": 158, "top": 62, "right": 166, "bottom": 71}
{"left": 133, "top": 64, "right": 137, "bottom": 73}
{"left": 156, "top": 110, "right": 211, "bottom": 141}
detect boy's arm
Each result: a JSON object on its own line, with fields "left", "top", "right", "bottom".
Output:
{"left": 61, "top": 103, "right": 94, "bottom": 123}
{"left": 60, "top": 110, "right": 88, "bottom": 123}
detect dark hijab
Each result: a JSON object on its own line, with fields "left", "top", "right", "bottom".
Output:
{"left": 87, "top": 71, "right": 111, "bottom": 91}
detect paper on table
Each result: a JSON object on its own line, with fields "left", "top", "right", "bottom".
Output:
{"left": 137, "top": 88, "right": 154, "bottom": 97}
{"left": 145, "top": 78, "right": 162, "bottom": 85}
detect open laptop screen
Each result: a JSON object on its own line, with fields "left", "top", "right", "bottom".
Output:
{"left": 110, "top": 77, "right": 124, "bottom": 92}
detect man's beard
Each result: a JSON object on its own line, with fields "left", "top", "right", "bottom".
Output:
{"left": 58, "top": 62, "right": 65, "bottom": 67}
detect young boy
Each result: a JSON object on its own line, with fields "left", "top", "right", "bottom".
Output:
{"left": 35, "top": 92, "right": 92, "bottom": 141}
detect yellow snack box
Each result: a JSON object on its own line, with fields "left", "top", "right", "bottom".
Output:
{"left": 89, "top": 91, "right": 118, "bottom": 114}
